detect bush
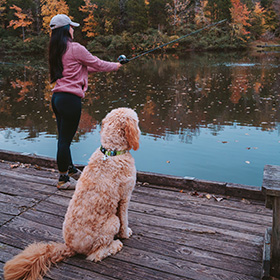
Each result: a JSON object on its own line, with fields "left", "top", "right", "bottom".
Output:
{"left": 0, "top": 34, "right": 49, "bottom": 55}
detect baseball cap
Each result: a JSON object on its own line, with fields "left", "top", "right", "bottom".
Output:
{"left": 50, "top": 14, "right": 80, "bottom": 30}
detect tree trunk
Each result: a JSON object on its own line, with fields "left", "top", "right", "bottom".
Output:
{"left": 22, "top": 26, "right": 25, "bottom": 41}
{"left": 35, "top": 0, "right": 41, "bottom": 34}
{"left": 119, "top": 0, "right": 127, "bottom": 31}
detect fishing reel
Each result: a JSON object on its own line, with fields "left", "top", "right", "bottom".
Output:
{"left": 117, "top": 55, "right": 129, "bottom": 64}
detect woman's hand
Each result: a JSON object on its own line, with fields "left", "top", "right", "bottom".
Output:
{"left": 116, "top": 62, "right": 122, "bottom": 70}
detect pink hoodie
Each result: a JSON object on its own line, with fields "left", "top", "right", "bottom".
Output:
{"left": 52, "top": 42, "right": 119, "bottom": 98}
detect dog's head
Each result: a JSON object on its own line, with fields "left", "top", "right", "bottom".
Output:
{"left": 101, "top": 108, "right": 140, "bottom": 151}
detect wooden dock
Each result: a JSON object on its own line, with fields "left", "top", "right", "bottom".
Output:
{"left": 0, "top": 158, "right": 272, "bottom": 280}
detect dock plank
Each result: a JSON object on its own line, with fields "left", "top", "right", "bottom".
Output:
{"left": 0, "top": 159, "right": 271, "bottom": 279}
{"left": 17, "top": 208, "right": 261, "bottom": 275}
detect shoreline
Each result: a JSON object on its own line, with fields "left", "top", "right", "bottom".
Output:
{"left": 0, "top": 149, "right": 264, "bottom": 201}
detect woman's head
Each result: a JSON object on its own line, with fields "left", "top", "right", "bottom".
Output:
{"left": 48, "top": 15, "right": 79, "bottom": 83}
{"left": 50, "top": 14, "right": 79, "bottom": 30}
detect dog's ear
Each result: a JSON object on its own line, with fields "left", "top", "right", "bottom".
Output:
{"left": 125, "top": 118, "right": 139, "bottom": 151}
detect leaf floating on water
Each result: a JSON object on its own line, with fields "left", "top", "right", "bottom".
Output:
{"left": 245, "top": 161, "right": 250, "bottom": 164}
{"left": 205, "top": 194, "right": 212, "bottom": 200}
{"left": 222, "top": 141, "right": 228, "bottom": 144}
{"left": 166, "top": 160, "right": 170, "bottom": 163}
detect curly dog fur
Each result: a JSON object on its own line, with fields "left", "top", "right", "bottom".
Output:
{"left": 4, "top": 107, "right": 140, "bottom": 280}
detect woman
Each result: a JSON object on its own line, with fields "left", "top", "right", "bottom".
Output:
{"left": 49, "top": 14, "right": 122, "bottom": 190}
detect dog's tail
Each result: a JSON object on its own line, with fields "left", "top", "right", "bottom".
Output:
{"left": 4, "top": 242, "right": 75, "bottom": 280}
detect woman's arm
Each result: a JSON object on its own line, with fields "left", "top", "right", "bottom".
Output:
{"left": 73, "top": 43, "right": 121, "bottom": 72}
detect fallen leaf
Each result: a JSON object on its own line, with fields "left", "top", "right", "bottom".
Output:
{"left": 242, "top": 198, "right": 251, "bottom": 204}
{"left": 191, "top": 191, "right": 199, "bottom": 196}
{"left": 34, "top": 165, "right": 41, "bottom": 170}
{"left": 166, "top": 161, "right": 170, "bottom": 163}
{"left": 245, "top": 161, "right": 250, "bottom": 164}
{"left": 222, "top": 141, "right": 228, "bottom": 144}
{"left": 10, "top": 163, "right": 20, "bottom": 169}
{"left": 206, "top": 194, "right": 212, "bottom": 200}
{"left": 213, "top": 195, "right": 223, "bottom": 202}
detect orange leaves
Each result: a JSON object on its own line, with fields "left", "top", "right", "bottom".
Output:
{"left": 8, "top": 4, "right": 33, "bottom": 30}
{"left": 11, "top": 79, "right": 33, "bottom": 102}
{"left": 254, "top": 2, "right": 265, "bottom": 15}
{"left": 0, "top": 0, "right": 7, "bottom": 19}
{"left": 230, "top": 0, "right": 251, "bottom": 40}
{"left": 41, "top": 0, "right": 70, "bottom": 32}
{"left": 79, "top": 0, "right": 98, "bottom": 38}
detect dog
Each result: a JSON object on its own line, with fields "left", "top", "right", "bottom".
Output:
{"left": 4, "top": 107, "right": 140, "bottom": 280}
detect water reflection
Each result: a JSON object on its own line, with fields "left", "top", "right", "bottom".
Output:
{"left": 0, "top": 51, "right": 279, "bottom": 186}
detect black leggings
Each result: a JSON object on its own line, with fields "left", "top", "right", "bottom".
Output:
{"left": 51, "top": 92, "right": 81, "bottom": 173}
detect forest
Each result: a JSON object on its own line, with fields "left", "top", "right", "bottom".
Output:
{"left": 0, "top": 0, "right": 279, "bottom": 55}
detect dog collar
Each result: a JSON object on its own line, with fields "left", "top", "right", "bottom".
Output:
{"left": 100, "top": 145, "right": 127, "bottom": 160}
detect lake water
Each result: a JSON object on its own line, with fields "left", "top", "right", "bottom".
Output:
{"left": 0, "top": 51, "right": 279, "bottom": 186}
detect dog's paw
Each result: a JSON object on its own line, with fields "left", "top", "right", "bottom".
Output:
{"left": 110, "top": 240, "right": 123, "bottom": 255}
{"left": 119, "top": 227, "right": 133, "bottom": 239}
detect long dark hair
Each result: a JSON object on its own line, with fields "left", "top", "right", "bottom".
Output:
{"left": 48, "top": 24, "right": 72, "bottom": 83}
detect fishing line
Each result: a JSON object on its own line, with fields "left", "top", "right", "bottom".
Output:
{"left": 118, "top": 19, "right": 227, "bottom": 64}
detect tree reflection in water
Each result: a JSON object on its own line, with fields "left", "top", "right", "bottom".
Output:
{"left": 0, "top": 51, "right": 279, "bottom": 186}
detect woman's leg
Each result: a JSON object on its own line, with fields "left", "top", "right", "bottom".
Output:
{"left": 51, "top": 92, "right": 81, "bottom": 173}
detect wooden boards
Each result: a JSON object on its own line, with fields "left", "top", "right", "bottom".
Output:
{"left": 0, "top": 159, "right": 272, "bottom": 279}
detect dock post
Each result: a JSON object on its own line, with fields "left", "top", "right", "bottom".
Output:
{"left": 262, "top": 165, "right": 280, "bottom": 279}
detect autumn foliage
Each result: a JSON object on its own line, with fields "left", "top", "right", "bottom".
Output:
{"left": 41, "top": 0, "right": 70, "bottom": 31}
{"left": 8, "top": 4, "right": 33, "bottom": 40}
{"left": 1, "top": 0, "right": 279, "bottom": 53}
{"left": 230, "top": 0, "right": 251, "bottom": 41}
{"left": 79, "top": 0, "right": 98, "bottom": 38}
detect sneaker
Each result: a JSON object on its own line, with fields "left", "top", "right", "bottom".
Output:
{"left": 68, "top": 166, "right": 82, "bottom": 180}
{"left": 57, "top": 174, "right": 76, "bottom": 190}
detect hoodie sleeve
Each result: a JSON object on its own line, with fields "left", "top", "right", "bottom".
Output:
{"left": 73, "top": 43, "right": 119, "bottom": 73}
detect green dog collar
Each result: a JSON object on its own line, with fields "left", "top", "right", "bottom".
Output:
{"left": 100, "top": 145, "right": 127, "bottom": 160}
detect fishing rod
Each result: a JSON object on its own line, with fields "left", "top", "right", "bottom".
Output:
{"left": 118, "top": 19, "right": 227, "bottom": 64}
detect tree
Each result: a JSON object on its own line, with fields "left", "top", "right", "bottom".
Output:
{"left": 194, "top": 0, "right": 210, "bottom": 26}
{"left": 126, "top": 0, "right": 148, "bottom": 32}
{"left": 250, "top": 2, "right": 266, "bottom": 39}
{"left": 8, "top": 4, "right": 33, "bottom": 40}
{"left": 205, "top": 0, "right": 231, "bottom": 22}
{"left": 147, "top": 0, "right": 168, "bottom": 30}
{"left": 261, "top": 0, "right": 279, "bottom": 34}
{"left": 0, "top": 0, "right": 7, "bottom": 28}
{"left": 41, "top": 0, "right": 70, "bottom": 32}
{"left": 230, "top": 0, "right": 251, "bottom": 42}
{"left": 79, "top": 0, "right": 98, "bottom": 38}
{"left": 166, "top": 0, "right": 190, "bottom": 27}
